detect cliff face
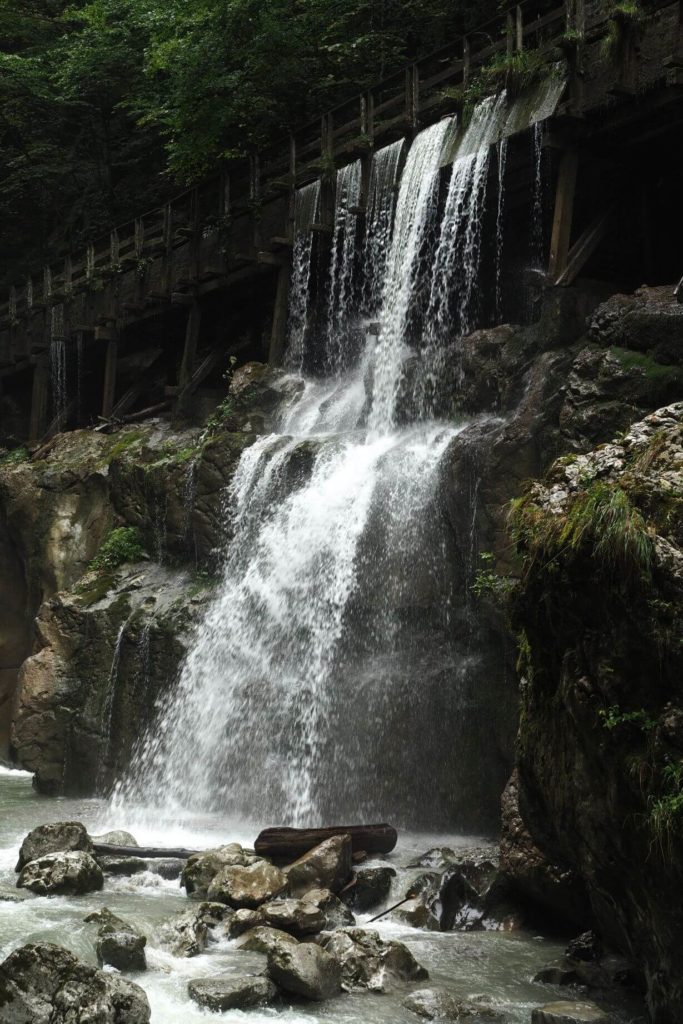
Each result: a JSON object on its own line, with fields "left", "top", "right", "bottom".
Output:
{"left": 505, "top": 402, "right": 683, "bottom": 1023}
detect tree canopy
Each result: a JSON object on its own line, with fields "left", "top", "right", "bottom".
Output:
{"left": 0, "top": 0, "right": 498, "bottom": 288}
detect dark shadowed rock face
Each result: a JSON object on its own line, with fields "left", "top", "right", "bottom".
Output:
{"left": 0, "top": 942, "right": 150, "bottom": 1023}
{"left": 505, "top": 404, "right": 683, "bottom": 1023}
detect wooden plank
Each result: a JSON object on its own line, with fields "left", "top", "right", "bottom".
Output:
{"left": 548, "top": 149, "right": 579, "bottom": 279}
{"left": 179, "top": 301, "right": 202, "bottom": 391}
{"left": 101, "top": 335, "right": 119, "bottom": 418}
{"left": 268, "top": 262, "right": 291, "bottom": 367}
{"left": 93, "top": 844, "right": 197, "bottom": 859}
{"left": 555, "top": 205, "right": 615, "bottom": 285}
{"left": 28, "top": 358, "right": 49, "bottom": 444}
{"left": 254, "top": 823, "right": 398, "bottom": 861}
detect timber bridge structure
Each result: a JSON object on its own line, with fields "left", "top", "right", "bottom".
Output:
{"left": 1, "top": 0, "right": 682, "bottom": 445}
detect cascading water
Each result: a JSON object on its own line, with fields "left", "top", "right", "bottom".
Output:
{"left": 98, "top": 622, "right": 127, "bottom": 792}
{"left": 531, "top": 120, "right": 544, "bottom": 267}
{"left": 50, "top": 303, "right": 67, "bottom": 423}
{"left": 362, "top": 139, "right": 405, "bottom": 317}
{"left": 116, "top": 98, "right": 512, "bottom": 831}
{"left": 285, "top": 180, "right": 321, "bottom": 372}
{"left": 325, "top": 159, "right": 362, "bottom": 373}
{"left": 495, "top": 137, "right": 509, "bottom": 322}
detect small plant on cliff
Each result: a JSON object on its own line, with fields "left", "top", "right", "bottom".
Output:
{"left": 0, "top": 446, "right": 29, "bottom": 466}
{"left": 599, "top": 704, "right": 656, "bottom": 733}
{"left": 649, "top": 758, "right": 683, "bottom": 857}
{"left": 91, "top": 527, "right": 145, "bottom": 573}
{"left": 602, "top": 0, "right": 644, "bottom": 59}
{"left": 471, "top": 551, "right": 515, "bottom": 603}
{"left": 480, "top": 47, "right": 548, "bottom": 95}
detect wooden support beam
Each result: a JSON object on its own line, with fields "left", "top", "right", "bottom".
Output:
{"left": 268, "top": 261, "right": 291, "bottom": 367}
{"left": 101, "top": 333, "right": 119, "bottom": 418}
{"left": 516, "top": 4, "right": 524, "bottom": 50}
{"left": 179, "top": 301, "right": 201, "bottom": 392}
{"left": 555, "top": 206, "right": 615, "bottom": 285}
{"left": 29, "top": 358, "right": 49, "bottom": 444}
{"left": 463, "top": 37, "right": 471, "bottom": 90}
{"left": 548, "top": 150, "right": 579, "bottom": 280}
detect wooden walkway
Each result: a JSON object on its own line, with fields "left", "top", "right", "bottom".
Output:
{"left": 1, "top": 0, "right": 682, "bottom": 444}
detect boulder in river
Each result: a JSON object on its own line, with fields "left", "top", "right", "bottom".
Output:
{"left": 17, "top": 851, "right": 104, "bottom": 896}
{"left": 158, "top": 901, "right": 233, "bottom": 957}
{"left": 90, "top": 829, "right": 139, "bottom": 847}
{"left": 188, "top": 974, "right": 278, "bottom": 1011}
{"left": 208, "top": 859, "right": 286, "bottom": 908}
{"left": 302, "top": 887, "right": 355, "bottom": 928}
{"left": 228, "top": 908, "right": 265, "bottom": 937}
{"left": 404, "top": 988, "right": 504, "bottom": 1021}
{"left": 181, "top": 843, "right": 250, "bottom": 897}
{"left": 0, "top": 942, "right": 150, "bottom": 1022}
{"left": 531, "top": 1002, "right": 613, "bottom": 1024}
{"left": 285, "top": 835, "right": 352, "bottom": 897}
{"left": 348, "top": 866, "right": 396, "bottom": 911}
{"left": 16, "top": 821, "right": 92, "bottom": 871}
{"left": 237, "top": 926, "right": 299, "bottom": 957}
{"left": 268, "top": 942, "right": 342, "bottom": 1001}
{"left": 321, "top": 927, "right": 428, "bottom": 992}
{"left": 85, "top": 908, "right": 147, "bottom": 972}
{"left": 261, "top": 898, "right": 326, "bottom": 936}
{"left": 97, "top": 855, "right": 148, "bottom": 876}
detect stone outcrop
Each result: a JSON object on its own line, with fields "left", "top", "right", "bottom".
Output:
{"left": 0, "top": 942, "right": 150, "bottom": 1023}
{"left": 505, "top": 404, "right": 683, "bottom": 1022}
{"left": 17, "top": 851, "right": 103, "bottom": 896}
{"left": 85, "top": 908, "right": 147, "bottom": 972}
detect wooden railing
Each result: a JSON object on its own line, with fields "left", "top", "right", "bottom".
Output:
{"left": 0, "top": 0, "right": 674, "bottom": 331}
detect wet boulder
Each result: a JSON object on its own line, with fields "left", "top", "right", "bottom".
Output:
{"left": 347, "top": 866, "right": 396, "bottom": 912}
{"left": 321, "top": 927, "right": 428, "bottom": 992}
{"left": 208, "top": 859, "right": 286, "bottom": 908}
{"left": 407, "top": 847, "right": 458, "bottom": 870}
{"left": 531, "top": 1002, "right": 613, "bottom": 1024}
{"left": 85, "top": 908, "right": 147, "bottom": 972}
{"left": 237, "top": 926, "right": 299, "bottom": 957}
{"left": 97, "top": 855, "right": 147, "bottom": 876}
{"left": 17, "top": 851, "right": 103, "bottom": 896}
{"left": 405, "top": 989, "right": 504, "bottom": 1021}
{"left": 261, "top": 898, "right": 326, "bottom": 936}
{"left": 16, "top": 821, "right": 92, "bottom": 871}
{"left": 90, "top": 829, "right": 139, "bottom": 847}
{"left": 158, "top": 901, "right": 233, "bottom": 957}
{"left": 228, "top": 908, "right": 264, "bottom": 937}
{"left": 267, "top": 942, "right": 342, "bottom": 1001}
{"left": 181, "top": 843, "right": 251, "bottom": 898}
{"left": 146, "top": 857, "right": 185, "bottom": 880}
{"left": 285, "top": 835, "right": 352, "bottom": 897}
{"left": 302, "top": 887, "right": 355, "bottom": 928}
{"left": 188, "top": 975, "right": 278, "bottom": 1011}
{"left": 0, "top": 942, "right": 150, "bottom": 1023}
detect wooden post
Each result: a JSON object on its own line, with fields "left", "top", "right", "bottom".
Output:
{"left": 134, "top": 218, "right": 144, "bottom": 259}
{"left": 463, "top": 37, "right": 471, "bottom": 90}
{"left": 110, "top": 230, "right": 120, "bottom": 269}
{"left": 268, "top": 262, "right": 290, "bottom": 366}
{"left": 250, "top": 154, "right": 261, "bottom": 249}
{"left": 287, "top": 135, "right": 297, "bottom": 239}
{"left": 29, "top": 357, "right": 49, "bottom": 443}
{"left": 507, "top": 11, "right": 515, "bottom": 56}
{"left": 101, "top": 332, "right": 118, "bottom": 418}
{"left": 179, "top": 301, "right": 201, "bottom": 391}
{"left": 64, "top": 257, "right": 72, "bottom": 295}
{"left": 366, "top": 91, "right": 375, "bottom": 143}
{"left": 516, "top": 5, "right": 524, "bottom": 50}
{"left": 548, "top": 150, "right": 579, "bottom": 280}
{"left": 43, "top": 266, "right": 52, "bottom": 303}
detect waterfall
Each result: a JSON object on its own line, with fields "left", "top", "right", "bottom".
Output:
{"left": 183, "top": 454, "right": 200, "bottom": 561}
{"left": 115, "top": 97, "right": 515, "bottom": 831}
{"left": 98, "top": 622, "right": 127, "bottom": 793}
{"left": 50, "top": 303, "right": 66, "bottom": 424}
{"left": 367, "top": 118, "right": 453, "bottom": 434}
{"left": 285, "top": 180, "right": 321, "bottom": 372}
{"left": 495, "top": 137, "right": 508, "bottom": 322}
{"left": 531, "top": 120, "right": 544, "bottom": 267}
{"left": 325, "top": 160, "right": 362, "bottom": 374}
{"left": 362, "top": 140, "right": 405, "bottom": 317}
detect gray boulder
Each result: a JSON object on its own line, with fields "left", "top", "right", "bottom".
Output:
{"left": 188, "top": 975, "right": 277, "bottom": 1011}
{"left": 228, "top": 908, "right": 264, "bottom": 937}
{"left": 158, "top": 901, "right": 233, "bottom": 957}
{"left": 17, "top": 851, "right": 103, "bottom": 896}
{"left": 302, "top": 887, "right": 355, "bottom": 928}
{"left": 268, "top": 942, "right": 342, "bottom": 1001}
{"left": 349, "top": 866, "right": 396, "bottom": 911}
{"left": 285, "top": 835, "right": 352, "bottom": 897}
{"left": 262, "top": 898, "right": 326, "bottom": 936}
{"left": 181, "top": 843, "right": 249, "bottom": 897}
{"left": 237, "top": 926, "right": 299, "bottom": 957}
{"left": 404, "top": 988, "right": 504, "bottom": 1021}
{"left": 90, "top": 830, "right": 139, "bottom": 847}
{"left": 0, "top": 942, "right": 150, "bottom": 1023}
{"left": 208, "top": 859, "right": 286, "bottom": 908}
{"left": 97, "top": 856, "right": 147, "bottom": 876}
{"left": 321, "top": 927, "right": 428, "bottom": 992}
{"left": 85, "top": 908, "right": 147, "bottom": 972}
{"left": 407, "top": 848, "right": 457, "bottom": 870}
{"left": 532, "top": 1003, "right": 613, "bottom": 1024}
{"left": 147, "top": 857, "right": 185, "bottom": 880}
{"left": 16, "top": 821, "right": 92, "bottom": 871}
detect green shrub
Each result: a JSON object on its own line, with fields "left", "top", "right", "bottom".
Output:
{"left": 90, "top": 527, "right": 145, "bottom": 572}
{"left": 0, "top": 446, "right": 29, "bottom": 466}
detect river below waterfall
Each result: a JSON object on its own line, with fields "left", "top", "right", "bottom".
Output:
{"left": 0, "top": 769, "right": 648, "bottom": 1024}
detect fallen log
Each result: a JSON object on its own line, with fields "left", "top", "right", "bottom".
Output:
{"left": 92, "top": 844, "right": 198, "bottom": 860}
{"left": 254, "top": 824, "right": 397, "bottom": 862}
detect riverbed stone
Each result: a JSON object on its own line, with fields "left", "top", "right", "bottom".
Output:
{"left": 261, "top": 897, "right": 326, "bottom": 936}
{"left": 90, "top": 829, "right": 139, "bottom": 847}
{"left": 85, "top": 908, "right": 147, "bottom": 971}
{"left": 16, "top": 821, "right": 92, "bottom": 871}
{"left": 321, "top": 926, "right": 428, "bottom": 992}
{"left": 181, "top": 843, "right": 248, "bottom": 897}
{"left": 158, "top": 901, "right": 233, "bottom": 957}
{"left": 17, "top": 851, "right": 104, "bottom": 896}
{"left": 407, "top": 847, "right": 458, "bottom": 870}
{"left": 267, "top": 942, "right": 342, "bottom": 1001}
{"left": 302, "top": 887, "right": 355, "bottom": 928}
{"left": 237, "top": 926, "right": 299, "bottom": 956}
{"left": 531, "top": 1002, "right": 613, "bottom": 1024}
{"left": 208, "top": 859, "right": 286, "bottom": 908}
{"left": 0, "top": 941, "right": 150, "bottom": 1023}
{"left": 285, "top": 835, "right": 352, "bottom": 897}
{"left": 188, "top": 975, "right": 278, "bottom": 1011}
{"left": 228, "top": 908, "right": 264, "bottom": 937}
{"left": 349, "top": 866, "right": 396, "bottom": 911}
{"left": 403, "top": 988, "right": 461, "bottom": 1020}
{"left": 147, "top": 857, "right": 185, "bottom": 880}
{"left": 97, "top": 855, "right": 147, "bottom": 875}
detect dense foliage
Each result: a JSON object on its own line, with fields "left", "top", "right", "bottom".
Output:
{"left": 0, "top": 0, "right": 499, "bottom": 288}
